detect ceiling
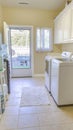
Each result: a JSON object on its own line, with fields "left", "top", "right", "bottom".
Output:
{"left": 0, "top": 0, "right": 69, "bottom": 10}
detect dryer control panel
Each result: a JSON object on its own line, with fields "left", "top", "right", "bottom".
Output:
{"left": 61, "top": 51, "right": 73, "bottom": 60}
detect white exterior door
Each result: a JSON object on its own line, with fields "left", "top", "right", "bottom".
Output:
{"left": 9, "top": 26, "right": 33, "bottom": 77}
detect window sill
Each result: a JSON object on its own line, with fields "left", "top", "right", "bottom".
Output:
{"left": 36, "top": 49, "right": 53, "bottom": 52}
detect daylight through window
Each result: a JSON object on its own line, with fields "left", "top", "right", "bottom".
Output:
{"left": 36, "top": 28, "right": 53, "bottom": 51}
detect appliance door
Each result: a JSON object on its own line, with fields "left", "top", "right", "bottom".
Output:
{"left": 45, "top": 59, "right": 51, "bottom": 92}
{"left": 51, "top": 60, "right": 59, "bottom": 104}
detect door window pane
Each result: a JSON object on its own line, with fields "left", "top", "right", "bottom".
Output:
{"left": 11, "top": 29, "right": 31, "bottom": 69}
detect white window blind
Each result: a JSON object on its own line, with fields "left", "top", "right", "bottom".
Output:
{"left": 36, "top": 28, "right": 53, "bottom": 51}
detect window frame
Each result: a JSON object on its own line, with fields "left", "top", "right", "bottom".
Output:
{"left": 36, "top": 27, "right": 53, "bottom": 52}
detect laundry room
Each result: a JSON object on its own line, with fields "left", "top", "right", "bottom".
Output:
{"left": 1, "top": 0, "right": 73, "bottom": 130}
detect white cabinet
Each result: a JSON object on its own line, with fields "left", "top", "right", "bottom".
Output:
{"left": 71, "top": 9, "right": 73, "bottom": 39}
{"left": 54, "top": 16, "right": 64, "bottom": 44}
{"left": 63, "top": 9, "right": 72, "bottom": 41}
{"left": 54, "top": 1, "right": 73, "bottom": 44}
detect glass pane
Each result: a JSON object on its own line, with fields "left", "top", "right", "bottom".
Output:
{"left": 11, "top": 29, "right": 31, "bottom": 69}
{"left": 44, "top": 29, "right": 49, "bottom": 49}
{"left": 41, "top": 29, "right": 44, "bottom": 48}
{"left": 37, "top": 29, "right": 41, "bottom": 49}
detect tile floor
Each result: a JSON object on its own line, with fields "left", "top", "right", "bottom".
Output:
{"left": 0, "top": 77, "right": 73, "bottom": 130}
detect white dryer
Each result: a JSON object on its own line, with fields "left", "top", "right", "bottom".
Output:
{"left": 51, "top": 57, "right": 73, "bottom": 106}
{"left": 45, "top": 51, "right": 73, "bottom": 93}
{"left": 45, "top": 53, "right": 62, "bottom": 93}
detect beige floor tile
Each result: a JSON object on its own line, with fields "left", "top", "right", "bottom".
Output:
{"left": 49, "top": 95, "right": 57, "bottom": 106}
{"left": 48, "top": 103, "right": 73, "bottom": 114}
{"left": 19, "top": 105, "right": 66, "bottom": 115}
{"left": 1, "top": 78, "right": 73, "bottom": 130}
{"left": 9, "top": 92, "right": 21, "bottom": 99}
{"left": 19, "top": 106, "right": 38, "bottom": 114}
{"left": 5, "top": 98, "right": 20, "bottom": 107}
{"left": 22, "top": 78, "right": 44, "bottom": 88}
{"left": 0, "top": 128, "right": 6, "bottom": 130}
{"left": 33, "top": 105, "right": 51, "bottom": 113}
{"left": 19, "top": 105, "right": 54, "bottom": 115}
{"left": 40, "top": 123, "right": 73, "bottom": 130}
{"left": 0, "top": 115, "right": 18, "bottom": 129}
{"left": 4, "top": 106, "right": 19, "bottom": 116}
{"left": 38, "top": 113, "right": 52, "bottom": 126}
{"left": 18, "top": 113, "right": 40, "bottom": 128}
{"left": 11, "top": 127, "right": 40, "bottom": 130}
{"left": 38, "top": 111, "right": 73, "bottom": 126}
{"left": 53, "top": 123, "right": 73, "bottom": 130}
{"left": 60, "top": 106, "right": 73, "bottom": 112}
{"left": 15, "top": 93, "right": 21, "bottom": 98}
{"left": 49, "top": 105, "right": 64, "bottom": 112}
{"left": 40, "top": 125, "right": 56, "bottom": 130}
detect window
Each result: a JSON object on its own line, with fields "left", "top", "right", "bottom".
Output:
{"left": 36, "top": 28, "right": 53, "bottom": 51}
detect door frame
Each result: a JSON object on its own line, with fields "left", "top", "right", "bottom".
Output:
{"left": 8, "top": 25, "right": 34, "bottom": 77}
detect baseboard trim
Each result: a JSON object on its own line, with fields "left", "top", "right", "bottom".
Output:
{"left": 33, "top": 74, "right": 45, "bottom": 77}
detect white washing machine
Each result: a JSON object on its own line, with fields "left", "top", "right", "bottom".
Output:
{"left": 45, "top": 53, "right": 62, "bottom": 93}
{"left": 45, "top": 51, "right": 73, "bottom": 93}
{"left": 51, "top": 56, "right": 73, "bottom": 106}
